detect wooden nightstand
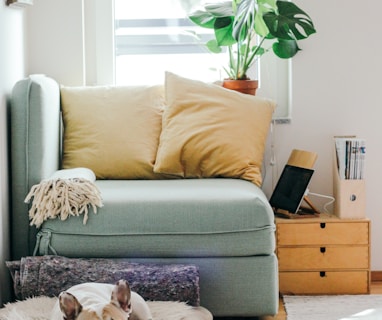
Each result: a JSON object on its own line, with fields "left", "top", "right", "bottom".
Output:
{"left": 276, "top": 214, "right": 370, "bottom": 295}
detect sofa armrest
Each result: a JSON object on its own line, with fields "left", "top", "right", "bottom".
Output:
{"left": 10, "top": 75, "right": 61, "bottom": 259}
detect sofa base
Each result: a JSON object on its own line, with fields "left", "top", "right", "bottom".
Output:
{"left": 123, "top": 255, "right": 279, "bottom": 317}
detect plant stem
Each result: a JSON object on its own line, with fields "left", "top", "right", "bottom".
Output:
{"left": 241, "top": 30, "right": 254, "bottom": 79}
{"left": 227, "top": 46, "right": 235, "bottom": 79}
{"left": 236, "top": 43, "right": 241, "bottom": 79}
{"left": 245, "top": 36, "right": 266, "bottom": 73}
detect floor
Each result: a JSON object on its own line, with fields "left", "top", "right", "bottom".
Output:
{"left": 216, "top": 281, "right": 382, "bottom": 320}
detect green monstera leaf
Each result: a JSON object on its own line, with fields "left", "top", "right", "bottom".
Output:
{"left": 272, "top": 39, "right": 300, "bottom": 58}
{"left": 214, "top": 16, "right": 236, "bottom": 46}
{"left": 263, "top": 1, "right": 316, "bottom": 41}
{"left": 189, "top": 10, "right": 216, "bottom": 29}
{"left": 188, "top": 1, "right": 234, "bottom": 29}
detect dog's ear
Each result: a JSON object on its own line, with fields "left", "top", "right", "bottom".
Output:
{"left": 111, "top": 280, "right": 131, "bottom": 313}
{"left": 59, "top": 291, "right": 83, "bottom": 320}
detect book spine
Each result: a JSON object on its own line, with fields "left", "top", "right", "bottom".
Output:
{"left": 334, "top": 136, "right": 365, "bottom": 180}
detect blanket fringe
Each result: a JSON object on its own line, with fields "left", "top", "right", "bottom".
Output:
{"left": 25, "top": 178, "right": 103, "bottom": 227}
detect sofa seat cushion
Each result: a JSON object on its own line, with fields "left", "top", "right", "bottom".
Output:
{"left": 39, "top": 179, "right": 275, "bottom": 258}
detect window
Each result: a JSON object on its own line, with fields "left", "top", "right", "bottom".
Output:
{"left": 114, "top": 0, "right": 227, "bottom": 85}
{"left": 85, "top": 0, "right": 292, "bottom": 121}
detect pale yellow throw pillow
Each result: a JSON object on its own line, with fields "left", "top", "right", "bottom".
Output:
{"left": 61, "top": 85, "right": 165, "bottom": 179}
{"left": 153, "top": 72, "right": 275, "bottom": 186}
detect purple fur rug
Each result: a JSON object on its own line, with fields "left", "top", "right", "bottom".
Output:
{"left": 6, "top": 255, "right": 200, "bottom": 306}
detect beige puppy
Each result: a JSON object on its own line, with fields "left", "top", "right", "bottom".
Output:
{"left": 51, "top": 280, "right": 152, "bottom": 320}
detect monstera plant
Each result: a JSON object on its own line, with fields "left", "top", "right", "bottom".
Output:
{"left": 189, "top": 0, "right": 316, "bottom": 93}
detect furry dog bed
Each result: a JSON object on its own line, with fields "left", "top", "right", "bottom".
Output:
{"left": 0, "top": 296, "right": 212, "bottom": 320}
{"left": 6, "top": 256, "right": 200, "bottom": 306}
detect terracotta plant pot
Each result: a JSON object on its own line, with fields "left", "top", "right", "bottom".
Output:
{"left": 222, "top": 79, "right": 259, "bottom": 95}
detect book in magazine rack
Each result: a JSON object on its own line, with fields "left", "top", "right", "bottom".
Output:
{"left": 333, "top": 137, "right": 366, "bottom": 219}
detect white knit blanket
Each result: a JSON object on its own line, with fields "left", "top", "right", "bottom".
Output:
{"left": 24, "top": 168, "right": 103, "bottom": 227}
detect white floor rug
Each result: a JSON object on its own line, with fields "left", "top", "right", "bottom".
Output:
{"left": 284, "top": 295, "right": 382, "bottom": 320}
{"left": 0, "top": 296, "right": 212, "bottom": 320}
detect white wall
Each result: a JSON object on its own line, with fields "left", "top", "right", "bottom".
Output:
{"left": 268, "top": 0, "right": 382, "bottom": 270}
{"left": 26, "top": 0, "right": 85, "bottom": 85}
{"left": 25, "top": 0, "right": 382, "bottom": 271}
{"left": 0, "top": 2, "right": 25, "bottom": 306}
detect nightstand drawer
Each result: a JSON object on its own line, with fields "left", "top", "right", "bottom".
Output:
{"left": 277, "top": 221, "right": 369, "bottom": 246}
{"left": 279, "top": 271, "right": 370, "bottom": 294}
{"left": 278, "top": 246, "right": 369, "bottom": 271}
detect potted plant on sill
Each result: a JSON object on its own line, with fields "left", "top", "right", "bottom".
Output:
{"left": 188, "top": 0, "right": 316, "bottom": 95}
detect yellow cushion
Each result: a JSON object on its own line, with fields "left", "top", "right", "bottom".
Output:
{"left": 153, "top": 72, "right": 275, "bottom": 186}
{"left": 61, "top": 85, "right": 165, "bottom": 179}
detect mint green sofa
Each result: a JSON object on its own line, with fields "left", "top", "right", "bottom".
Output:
{"left": 10, "top": 75, "right": 278, "bottom": 317}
